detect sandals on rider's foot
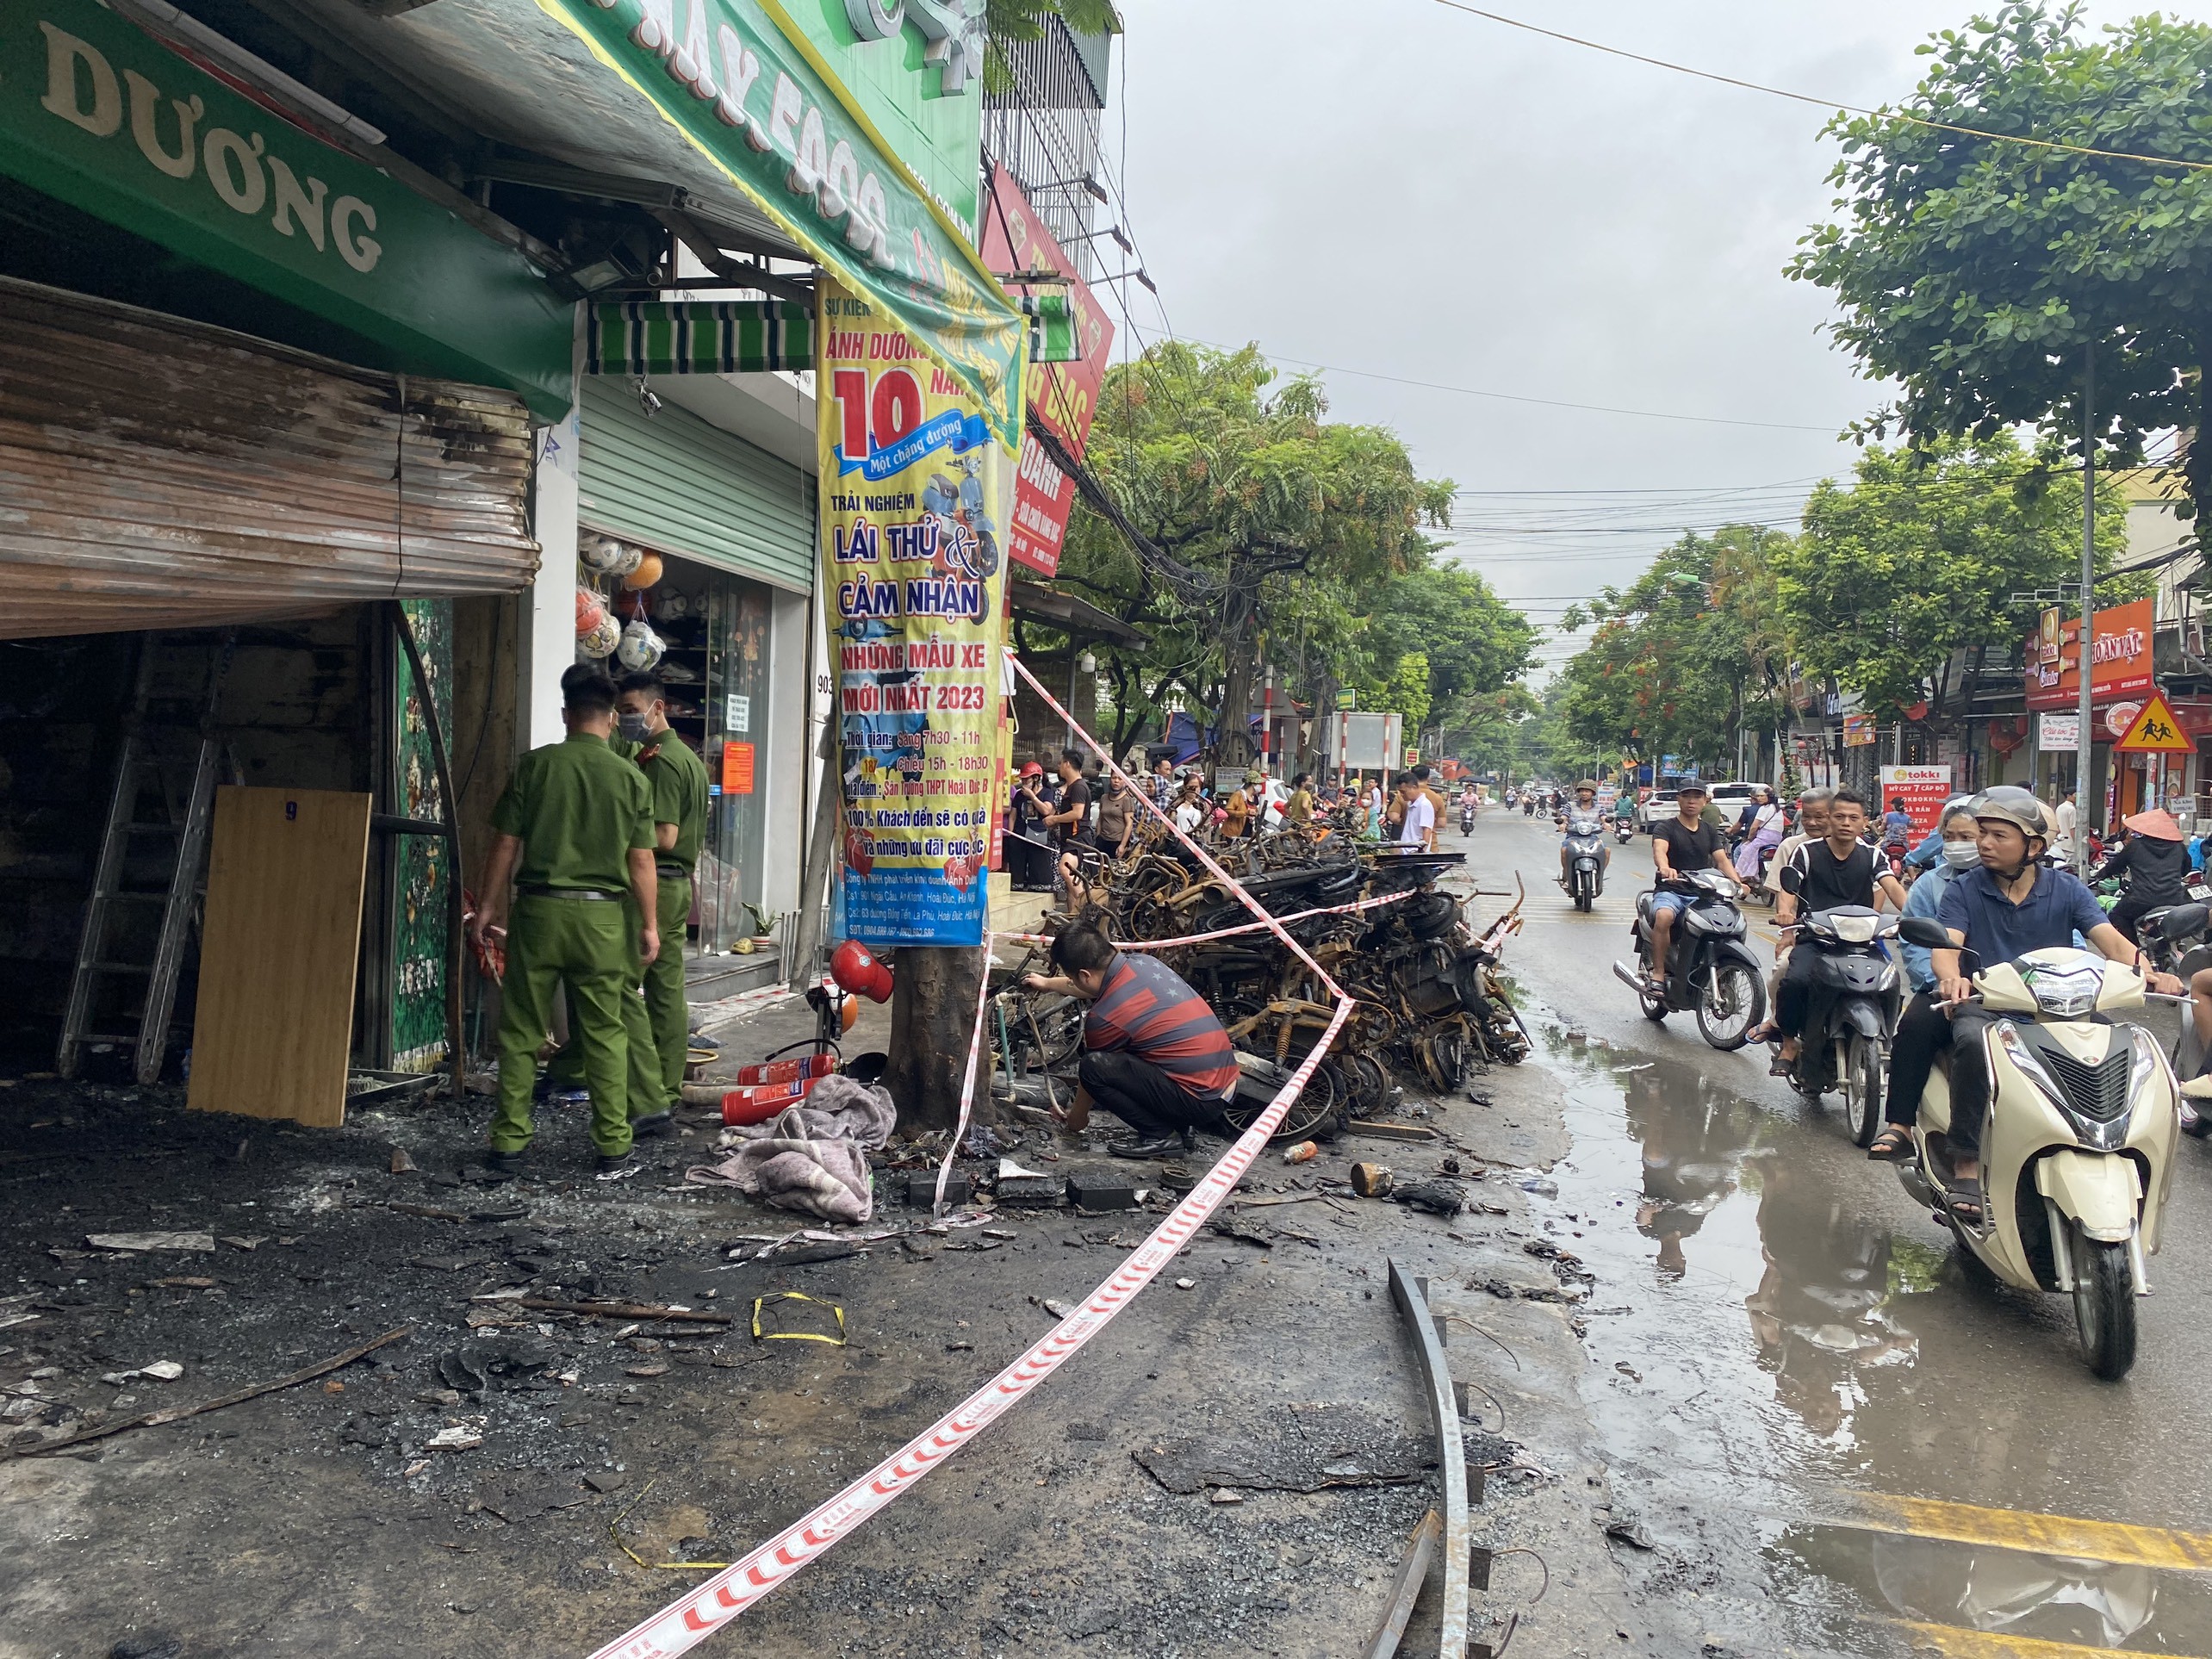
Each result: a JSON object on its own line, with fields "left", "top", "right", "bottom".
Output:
{"left": 1867, "top": 1127, "right": 1912, "bottom": 1162}
{"left": 1768, "top": 1052, "right": 1794, "bottom": 1078}
{"left": 1946, "top": 1178, "right": 1985, "bottom": 1226}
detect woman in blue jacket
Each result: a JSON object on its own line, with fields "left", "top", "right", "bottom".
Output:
{"left": 1870, "top": 803, "right": 1983, "bottom": 1161}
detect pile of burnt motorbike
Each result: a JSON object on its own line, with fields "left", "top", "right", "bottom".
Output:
{"left": 992, "top": 833, "right": 1528, "bottom": 1145}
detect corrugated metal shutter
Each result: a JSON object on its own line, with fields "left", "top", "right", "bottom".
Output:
{"left": 577, "top": 376, "right": 812, "bottom": 593}
{"left": 0, "top": 276, "right": 538, "bottom": 639}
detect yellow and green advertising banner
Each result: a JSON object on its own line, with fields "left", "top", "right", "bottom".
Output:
{"left": 543, "top": 0, "right": 1026, "bottom": 451}
{"left": 819, "top": 278, "right": 1007, "bottom": 946}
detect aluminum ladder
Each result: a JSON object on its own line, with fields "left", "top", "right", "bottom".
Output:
{"left": 56, "top": 634, "right": 233, "bottom": 1085}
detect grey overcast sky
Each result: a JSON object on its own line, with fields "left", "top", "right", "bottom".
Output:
{"left": 1098, "top": 0, "right": 2204, "bottom": 676}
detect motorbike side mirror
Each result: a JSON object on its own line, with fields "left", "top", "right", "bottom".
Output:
{"left": 2161, "top": 903, "right": 2210, "bottom": 942}
{"left": 1896, "top": 916, "right": 1953, "bottom": 949}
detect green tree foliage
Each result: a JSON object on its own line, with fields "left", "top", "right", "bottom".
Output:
{"left": 1790, "top": 3, "right": 2212, "bottom": 520}
{"left": 1556, "top": 526, "right": 1794, "bottom": 769}
{"left": 1774, "top": 434, "right": 2130, "bottom": 715}
{"left": 1364, "top": 650, "right": 1433, "bottom": 736}
{"left": 1365, "top": 565, "right": 1538, "bottom": 712}
{"left": 1053, "top": 342, "right": 1469, "bottom": 763}
{"left": 1442, "top": 685, "right": 1543, "bottom": 777}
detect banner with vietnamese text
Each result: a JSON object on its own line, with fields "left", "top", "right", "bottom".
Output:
{"left": 821, "top": 279, "right": 1007, "bottom": 946}
{"left": 978, "top": 163, "right": 1114, "bottom": 575}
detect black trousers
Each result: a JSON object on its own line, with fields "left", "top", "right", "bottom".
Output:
{"left": 2108, "top": 892, "right": 2175, "bottom": 947}
{"left": 1009, "top": 825, "right": 1052, "bottom": 888}
{"left": 1886, "top": 990, "right": 1951, "bottom": 1128}
{"left": 1775, "top": 945, "right": 1822, "bottom": 1040}
{"left": 1944, "top": 1006, "right": 2000, "bottom": 1158}
{"left": 1079, "top": 1050, "right": 1223, "bottom": 1139}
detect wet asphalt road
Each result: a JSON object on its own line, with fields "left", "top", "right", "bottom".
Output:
{"left": 1460, "top": 806, "right": 2212, "bottom": 1658}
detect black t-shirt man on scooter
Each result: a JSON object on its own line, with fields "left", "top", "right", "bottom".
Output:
{"left": 1772, "top": 787, "right": 1908, "bottom": 1077}
{"left": 1648, "top": 782, "right": 1729, "bottom": 1001}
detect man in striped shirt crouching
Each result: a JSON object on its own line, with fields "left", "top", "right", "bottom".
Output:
{"left": 1022, "top": 921, "right": 1240, "bottom": 1159}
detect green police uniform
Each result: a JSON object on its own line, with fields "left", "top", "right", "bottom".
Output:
{"left": 631, "top": 730, "right": 711, "bottom": 1114}
{"left": 488, "top": 733, "right": 656, "bottom": 1158}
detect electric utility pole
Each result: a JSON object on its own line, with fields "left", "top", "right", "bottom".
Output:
{"left": 2076, "top": 345, "right": 2096, "bottom": 870}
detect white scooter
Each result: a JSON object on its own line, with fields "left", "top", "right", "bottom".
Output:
{"left": 1894, "top": 916, "right": 2182, "bottom": 1381}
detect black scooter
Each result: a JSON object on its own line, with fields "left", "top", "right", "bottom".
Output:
{"left": 1772, "top": 907, "right": 1904, "bottom": 1146}
{"left": 1614, "top": 868, "right": 1768, "bottom": 1049}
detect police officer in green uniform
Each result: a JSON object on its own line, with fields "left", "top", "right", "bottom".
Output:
{"left": 469, "top": 664, "right": 660, "bottom": 1175}
{"left": 614, "top": 669, "right": 710, "bottom": 1129}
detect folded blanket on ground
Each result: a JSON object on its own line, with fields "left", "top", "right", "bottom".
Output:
{"left": 684, "top": 1074, "right": 897, "bottom": 1223}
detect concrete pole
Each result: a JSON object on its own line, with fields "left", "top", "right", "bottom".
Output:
{"left": 2077, "top": 344, "right": 2097, "bottom": 868}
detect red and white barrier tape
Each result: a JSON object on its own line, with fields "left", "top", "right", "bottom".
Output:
{"left": 581, "top": 653, "right": 1353, "bottom": 1657}
{"left": 932, "top": 928, "right": 997, "bottom": 1215}
{"left": 582, "top": 1000, "right": 1347, "bottom": 1658}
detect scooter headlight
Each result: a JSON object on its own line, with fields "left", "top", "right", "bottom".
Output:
{"left": 1993, "top": 1022, "right": 2067, "bottom": 1113}
{"left": 2025, "top": 962, "right": 2102, "bottom": 1018}
{"left": 2131, "top": 1028, "right": 2165, "bottom": 1106}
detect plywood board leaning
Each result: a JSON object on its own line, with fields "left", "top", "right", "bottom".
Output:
{"left": 186, "top": 787, "right": 371, "bottom": 1128}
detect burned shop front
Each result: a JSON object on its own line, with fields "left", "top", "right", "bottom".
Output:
{"left": 0, "top": 0, "right": 570, "bottom": 1103}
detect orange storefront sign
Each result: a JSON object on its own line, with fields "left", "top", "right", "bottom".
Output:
{"left": 2024, "top": 598, "right": 2154, "bottom": 711}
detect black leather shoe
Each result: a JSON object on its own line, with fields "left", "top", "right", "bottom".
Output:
{"left": 480, "top": 1149, "right": 527, "bottom": 1181}
{"left": 1109, "top": 1135, "right": 1182, "bottom": 1159}
{"left": 596, "top": 1149, "right": 634, "bottom": 1175}
{"left": 629, "top": 1110, "right": 674, "bottom": 1139}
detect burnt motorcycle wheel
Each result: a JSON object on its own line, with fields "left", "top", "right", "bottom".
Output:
{"left": 1421, "top": 1028, "right": 1471, "bottom": 1091}
{"left": 1223, "top": 1060, "right": 1341, "bottom": 1145}
{"left": 1333, "top": 1052, "right": 1392, "bottom": 1118}
{"left": 1696, "top": 963, "right": 1764, "bottom": 1050}
{"left": 2072, "top": 1227, "right": 2138, "bottom": 1382}
{"left": 1844, "top": 1035, "right": 1884, "bottom": 1148}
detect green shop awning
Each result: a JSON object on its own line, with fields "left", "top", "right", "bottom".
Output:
{"left": 0, "top": 0, "right": 573, "bottom": 419}
{"left": 584, "top": 295, "right": 1078, "bottom": 378}
{"left": 587, "top": 300, "right": 812, "bottom": 376}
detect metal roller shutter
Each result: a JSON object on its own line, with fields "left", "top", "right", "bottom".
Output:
{"left": 0, "top": 276, "right": 539, "bottom": 638}
{"left": 577, "top": 376, "right": 812, "bottom": 593}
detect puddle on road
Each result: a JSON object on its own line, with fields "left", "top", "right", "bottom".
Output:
{"left": 1514, "top": 1018, "right": 2212, "bottom": 1656}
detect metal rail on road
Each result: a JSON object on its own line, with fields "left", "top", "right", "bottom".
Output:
{"left": 1389, "top": 1258, "right": 1470, "bottom": 1657}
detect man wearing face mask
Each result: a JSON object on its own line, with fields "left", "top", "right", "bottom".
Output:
{"left": 612, "top": 670, "right": 711, "bottom": 1135}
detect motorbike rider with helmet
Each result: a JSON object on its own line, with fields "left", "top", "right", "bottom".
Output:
{"left": 1559, "top": 779, "right": 1611, "bottom": 887}
{"left": 1922, "top": 786, "right": 2180, "bottom": 1224}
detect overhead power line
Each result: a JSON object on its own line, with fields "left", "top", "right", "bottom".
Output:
{"left": 1202, "top": 338, "right": 1839, "bottom": 432}
{"left": 1426, "top": 0, "right": 2212, "bottom": 175}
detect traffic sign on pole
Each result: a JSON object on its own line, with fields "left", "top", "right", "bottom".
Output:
{"left": 2113, "top": 690, "right": 2192, "bottom": 754}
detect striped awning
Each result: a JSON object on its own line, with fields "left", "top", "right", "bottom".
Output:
{"left": 586, "top": 301, "right": 813, "bottom": 377}
{"left": 586, "top": 296, "right": 1079, "bottom": 378}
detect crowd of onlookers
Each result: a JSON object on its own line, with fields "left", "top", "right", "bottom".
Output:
{"left": 1002, "top": 749, "right": 1474, "bottom": 892}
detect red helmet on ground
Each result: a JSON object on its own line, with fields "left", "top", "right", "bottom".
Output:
{"left": 830, "top": 939, "right": 894, "bottom": 1003}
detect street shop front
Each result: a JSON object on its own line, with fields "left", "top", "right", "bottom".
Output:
{"left": 0, "top": 1, "right": 569, "bottom": 1083}
{"left": 575, "top": 375, "right": 814, "bottom": 993}
{"left": 2025, "top": 600, "right": 2160, "bottom": 826}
